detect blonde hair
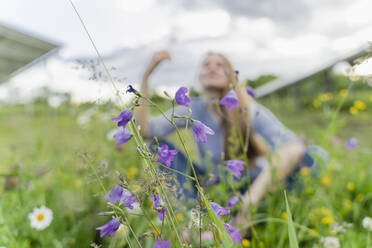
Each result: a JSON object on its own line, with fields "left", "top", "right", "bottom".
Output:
{"left": 204, "top": 52, "right": 268, "bottom": 165}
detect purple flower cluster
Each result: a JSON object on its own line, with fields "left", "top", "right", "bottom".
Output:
{"left": 103, "top": 185, "right": 138, "bottom": 209}
{"left": 157, "top": 144, "right": 179, "bottom": 168}
{"left": 210, "top": 202, "right": 230, "bottom": 217}
{"left": 224, "top": 223, "right": 243, "bottom": 243}
{"left": 192, "top": 120, "right": 215, "bottom": 143}
{"left": 246, "top": 87, "right": 256, "bottom": 98}
{"left": 227, "top": 196, "right": 239, "bottom": 209}
{"left": 210, "top": 201, "right": 242, "bottom": 243}
{"left": 151, "top": 194, "right": 167, "bottom": 221}
{"left": 112, "top": 109, "right": 133, "bottom": 146}
{"left": 220, "top": 90, "right": 239, "bottom": 110}
{"left": 96, "top": 218, "right": 120, "bottom": 238}
{"left": 345, "top": 138, "right": 358, "bottom": 149}
{"left": 226, "top": 160, "right": 245, "bottom": 180}
{"left": 175, "top": 87, "right": 190, "bottom": 107}
{"left": 153, "top": 237, "right": 170, "bottom": 248}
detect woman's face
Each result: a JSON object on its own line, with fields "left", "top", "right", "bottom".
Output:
{"left": 199, "top": 54, "right": 229, "bottom": 89}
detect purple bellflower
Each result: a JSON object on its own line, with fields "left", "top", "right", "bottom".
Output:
{"left": 104, "top": 185, "right": 124, "bottom": 204}
{"left": 96, "top": 219, "right": 120, "bottom": 238}
{"left": 220, "top": 90, "right": 239, "bottom": 110}
{"left": 345, "top": 138, "right": 358, "bottom": 149}
{"left": 157, "top": 144, "right": 179, "bottom": 168}
{"left": 246, "top": 87, "right": 256, "bottom": 98}
{"left": 151, "top": 194, "right": 166, "bottom": 221}
{"left": 223, "top": 223, "right": 243, "bottom": 243}
{"left": 113, "top": 127, "right": 132, "bottom": 146}
{"left": 121, "top": 191, "right": 138, "bottom": 210}
{"left": 126, "top": 85, "right": 137, "bottom": 94}
{"left": 205, "top": 175, "right": 220, "bottom": 187}
{"left": 153, "top": 237, "right": 170, "bottom": 248}
{"left": 227, "top": 196, "right": 239, "bottom": 209}
{"left": 210, "top": 202, "right": 230, "bottom": 217}
{"left": 112, "top": 109, "right": 132, "bottom": 128}
{"left": 175, "top": 87, "right": 190, "bottom": 107}
{"left": 226, "top": 160, "right": 245, "bottom": 180}
{"left": 192, "top": 120, "right": 215, "bottom": 143}
{"left": 104, "top": 185, "right": 137, "bottom": 209}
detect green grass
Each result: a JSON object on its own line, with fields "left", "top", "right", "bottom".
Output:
{"left": 0, "top": 98, "right": 371, "bottom": 247}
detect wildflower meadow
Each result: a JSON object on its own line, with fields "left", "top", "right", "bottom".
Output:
{"left": 1, "top": 4, "right": 372, "bottom": 248}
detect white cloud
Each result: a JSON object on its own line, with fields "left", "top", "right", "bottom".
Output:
{"left": 176, "top": 8, "right": 231, "bottom": 40}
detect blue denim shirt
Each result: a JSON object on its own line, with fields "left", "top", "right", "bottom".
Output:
{"left": 150, "top": 97, "right": 297, "bottom": 172}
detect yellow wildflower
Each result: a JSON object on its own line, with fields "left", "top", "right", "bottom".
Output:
{"left": 132, "top": 184, "right": 141, "bottom": 192}
{"left": 319, "top": 93, "right": 333, "bottom": 102}
{"left": 153, "top": 227, "right": 160, "bottom": 236}
{"left": 354, "top": 100, "right": 366, "bottom": 110}
{"left": 313, "top": 99, "right": 321, "bottom": 108}
{"left": 118, "top": 224, "right": 128, "bottom": 235}
{"left": 176, "top": 213, "right": 183, "bottom": 221}
{"left": 128, "top": 167, "right": 138, "bottom": 179}
{"left": 282, "top": 212, "right": 288, "bottom": 220}
{"left": 309, "top": 228, "right": 318, "bottom": 237}
{"left": 300, "top": 167, "right": 310, "bottom": 176}
{"left": 349, "top": 106, "right": 358, "bottom": 115}
{"left": 339, "top": 89, "right": 348, "bottom": 97}
{"left": 320, "top": 207, "right": 332, "bottom": 216}
{"left": 75, "top": 179, "right": 83, "bottom": 189}
{"left": 242, "top": 239, "right": 251, "bottom": 247}
{"left": 321, "top": 176, "right": 331, "bottom": 186}
{"left": 357, "top": 193, "right": 364, "bottom": 201}
{"left": 347, "top": 182, "right": 355, "bottom": 191}
{"left": 343, "top": 199, "right": 352, "bottom": 210}
{"left": 322, "top": 216, "right": 335, "bottom": 225}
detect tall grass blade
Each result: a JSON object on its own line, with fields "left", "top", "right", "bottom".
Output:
{"left": 284, "top": 191, "right": 299, "bottom": 248}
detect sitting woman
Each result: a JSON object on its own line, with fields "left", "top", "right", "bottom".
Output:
{"left": 134, "top": 50, "right": 328, "bottom": 225}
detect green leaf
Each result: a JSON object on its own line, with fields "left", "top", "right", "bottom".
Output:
{"left": 204, "top": 199, "right": 237, "bottom": 248}
{"left": 284, "top": 191, "right": 299, "bottom": 248}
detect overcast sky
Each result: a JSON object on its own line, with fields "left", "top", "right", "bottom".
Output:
{"left": 0, "top": 0, "right": 371, "bottom": 102}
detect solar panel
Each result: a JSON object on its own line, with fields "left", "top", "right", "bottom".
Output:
{"left": 0, "top": 23, "right": 60, "bottom": 84}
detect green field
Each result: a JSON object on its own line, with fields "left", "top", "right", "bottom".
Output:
{"left": 0, "top": 95, "right": 371, "bottom": 247}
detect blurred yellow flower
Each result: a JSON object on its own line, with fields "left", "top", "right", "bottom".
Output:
{"left": 242, "top": 239, "right": 251, "bottom": 247}
{"left": 319, "top": 93, "right": 333, "bottom": 102}
{"left": 357, "top": 193, "right": 364, "bottom": 201}
{"left": 349, "top": 106, "right": 358, "bottom": 115}
{"left": 176, "top": 213, "right": 183, "bottom": 221}
{"left": 128, "top": 167, "right": 138, "bottom": 179}
{"left": 132, "top": 184, "right": 141, "bottom": 192}
{"left": 282, "top": 212, "right": 288, "bottom": 220}
{"left": 75, "top": 179, "right": 83, "bottom": 189}
{"left": 354, "top": 100, "right": 366, "bottom": 110}
{"left": 309, "top": 228, "right": 318, "bottom": 237}
{"left": 68, "top": 238, "right": 76, "bottom": 245}
{"left": 118, "top": 224, "right": 128, "bottom": 235}
{"left": 313, "top": 99, "right": 321, "bottom": 108}
{"left": 322, "top": 216, "right": 335, "bottom": 225}
{"left": 347, "top": 182, "right": 355, "bottom": 191}
{"left": 321, "top": 176, "right": 331, "bottom": 186}
{"left": 339, "top": 89, "right": 348, "bottom": 97}
{"left": 153, "top": 227, "right": 160, "bottom": 236}
{"left": 300, "top": 167, "right": 310, "bottom": 176}
{"left": 343, "top": 199, "right": 352, "bottom": 210}
{"left": 320, "top": 207, "right": 332, "bottom": 217}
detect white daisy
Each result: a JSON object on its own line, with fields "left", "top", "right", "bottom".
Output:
{"left": 28, "top": 206, "right": 53, "bottom": 230}
{"left": 321, "top": 236, "right": 340, "bottom": 248}
{"left": 362, "top": 217, "right": 372, "bottom": 231}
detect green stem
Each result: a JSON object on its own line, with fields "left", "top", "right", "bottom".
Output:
{"left": 156, "top": 161, "right": 196, "bottom": 181}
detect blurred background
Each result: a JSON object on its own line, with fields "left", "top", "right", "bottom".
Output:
{"left": 0, "top": 0, "right": 371, "bottom": 247}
